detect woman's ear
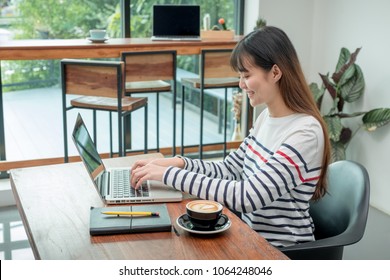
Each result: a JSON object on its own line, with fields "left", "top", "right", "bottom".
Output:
{"left": 271, "top": 64, "right": 282, "bottom": 82}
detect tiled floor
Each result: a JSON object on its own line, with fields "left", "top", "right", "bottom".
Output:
{"left": 0, "top": 205, "right": 34, "bottom": 260}
{"left": 3, "top": 84, "right": 236, "bottom": 162}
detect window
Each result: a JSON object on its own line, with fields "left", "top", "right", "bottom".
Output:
{"left": 0, "top": 0, "right": 244, "bottom": 163}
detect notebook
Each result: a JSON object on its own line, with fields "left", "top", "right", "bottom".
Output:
{"left": 89, "top": 204, "right": 172, "bottom": 235}
{"left": 151, "top": 4, "right": 201, "bottom": 41}
{"left": 72, "top": 113, "right": 182, "bottom": 204}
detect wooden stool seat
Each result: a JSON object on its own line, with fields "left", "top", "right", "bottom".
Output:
{"left": 125, "top": 80, "right": 171, "bottom": 93}
{"left": 182, "top": 77, "right": 240, "bottom": 89}
{"left": 71, "top": 96, "right": 148, "bottom": 111}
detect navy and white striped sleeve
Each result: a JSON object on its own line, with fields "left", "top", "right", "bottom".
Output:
{"left": 163, "top": 127, "right": 323, "bottom": 213}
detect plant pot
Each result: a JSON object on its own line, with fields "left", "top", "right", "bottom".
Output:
{"left": 200, "top": 30, "right": 235, "bottom": 39}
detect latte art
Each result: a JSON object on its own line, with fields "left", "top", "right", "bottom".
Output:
{"left": 188, "top": 201, "right": 221, "bottom": 212}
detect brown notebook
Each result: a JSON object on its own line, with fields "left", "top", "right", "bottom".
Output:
{"left": 89, "top": 204, "right": 172, "bottom": 235}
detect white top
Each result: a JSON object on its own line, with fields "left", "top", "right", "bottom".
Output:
{"left": 164, "top": 108, "right": 325, "bottom": 247}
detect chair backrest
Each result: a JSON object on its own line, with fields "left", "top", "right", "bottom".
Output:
{"left": 121, "top": 50, "right": 176, "bottom": 82}
{"left": 61, "top": 59, "right": 124, "bottom": 99}
{"left": 280, "top": 160, "right": 370, "bottom": 260}
{"left": 309, "top": 160, "right": 370, "bottom": 243}
{"left": 201, "top": 49, "right": 239, "bottom": 79}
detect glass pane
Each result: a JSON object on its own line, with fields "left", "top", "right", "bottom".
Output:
{"left": 0, "top": 223, "right": 3, "bottom": 243}
{"left": 11, "top": 247, "right": 34, "bottom": 260}
{"left": 10, "top": 221, "right": 27, "bottom": 242}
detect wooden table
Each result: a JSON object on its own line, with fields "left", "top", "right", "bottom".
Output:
{"left": 0, "top": 37, "right": 242, "bottom": 60}
{"left": 10, "top": 153, "right": 288, "bottom": 260}
{"left": 0, "top": 37, "right": 242, "bottom": 175}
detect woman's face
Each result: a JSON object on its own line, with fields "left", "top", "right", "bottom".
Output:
{"left": 238, "top": 62, "right": 280, "bottom": 108}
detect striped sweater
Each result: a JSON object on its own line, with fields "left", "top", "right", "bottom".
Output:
{"left": 163, "top": 108, "right": 325, "bottom": 247}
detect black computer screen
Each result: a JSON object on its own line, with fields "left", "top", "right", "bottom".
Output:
{"left": 152, "top": 5, "right": 200, "bottom": 37}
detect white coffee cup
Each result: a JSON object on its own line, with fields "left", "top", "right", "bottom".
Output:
{"left": 89, "top": 29, "right": 106, "bottom": 40}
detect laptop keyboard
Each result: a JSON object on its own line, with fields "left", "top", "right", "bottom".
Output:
{"left": 111, "top": 169, "right": 150, "bottom": 199}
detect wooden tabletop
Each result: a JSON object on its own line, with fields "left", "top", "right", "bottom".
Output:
{"left": 10, "top": 153, "right": 288, "bottom": 260}
{"left": 0, "top": 37, "right": 242, "bottom": 60}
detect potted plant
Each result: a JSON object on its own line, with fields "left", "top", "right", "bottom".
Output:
{"left": 254, "top": 17, "right": 267, "bottom": 30}
{"left": 310, "top": 47, "right": 390, "bottom": 161}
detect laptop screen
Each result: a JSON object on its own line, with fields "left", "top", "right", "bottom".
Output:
{"left": 152, "top": 5, "right": 200, "bottom": 37}
{"left": 72, "top": 114, "right": 105, "bottom": 180}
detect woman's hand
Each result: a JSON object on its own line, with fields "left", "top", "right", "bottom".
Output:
{"left": 130, "top": 157, "right": 185, "bottom": 188}
{"left": 131, "top": 163, "right": 168, "bottom": 189}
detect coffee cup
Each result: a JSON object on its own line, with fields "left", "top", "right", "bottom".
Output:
{"left": 89, "top": 29, "right": 106, "bottom": 40}
{"left": 186, "top": 200, "right": 223, "bottom": 229}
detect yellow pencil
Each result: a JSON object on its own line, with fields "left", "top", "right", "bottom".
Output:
{"left": 101, "top": 211, "right": 159, "bottom": 217}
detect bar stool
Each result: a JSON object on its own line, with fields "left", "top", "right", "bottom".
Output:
{"left": 61, "top": 59, "right": 148, "bottom": 162}
{"left": 180, "top": 49, "right": 240, "bottom": 159}
{"left": 121, "top": 50, "right": 177, "bottom": 155}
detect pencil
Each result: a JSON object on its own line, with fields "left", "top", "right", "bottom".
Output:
{"left": 101, "top": 211, "right": 160, "bottom": 217}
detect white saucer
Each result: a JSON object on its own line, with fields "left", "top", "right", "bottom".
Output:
{"left": 87, "top": 37, "right": 109, "bottom": 43}
{"left": 176, "top": 213, "right": 231, "bottom": 235}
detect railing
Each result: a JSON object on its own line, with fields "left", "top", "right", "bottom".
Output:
{"left": 0, "top": 83, "right": 243, "bottom": 173}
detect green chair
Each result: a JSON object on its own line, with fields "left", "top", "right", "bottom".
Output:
{"left": 280, "top": 160, "right": 370, "bottom": 260}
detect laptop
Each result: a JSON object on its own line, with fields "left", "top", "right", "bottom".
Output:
{"left": 72, "top": 113, "right": 182, "bottom": 204}
{"left": 151, "top": 4, "right": 201, "bottom": 41}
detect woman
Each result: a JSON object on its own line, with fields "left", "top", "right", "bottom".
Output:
{"left": 131, "top": 26, "right": 331, "bottom": 248}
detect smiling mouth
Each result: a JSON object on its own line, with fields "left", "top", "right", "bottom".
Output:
{"left": 246, "top": 91, "right": 254, "bottom": 98}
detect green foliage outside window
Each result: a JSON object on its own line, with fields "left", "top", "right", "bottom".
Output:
{"left": 2, "top": 0, "right": 119, "bottom": 92}
{"left": 13, "top": 0, "right": 118, "bottom": 39}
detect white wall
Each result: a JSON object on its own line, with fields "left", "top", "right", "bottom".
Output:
{"left": 247, "top": 0, "right": 390, "bottom": 214}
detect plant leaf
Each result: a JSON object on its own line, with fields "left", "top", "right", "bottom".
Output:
{"left": 335, "top": 47, "right": 350, "bottom": 73}
{"left": 362, "top": 108, "right": 390, "bottom": 131}
{"left": 332, "top": 47, "right": 361, "bottom": 84}
{"left": 320, "top": 73, "right": 337, "bottom": 100}
{"left": 309, "top": 82, "right": 325, "bottom": 108}
{"left": 337, "top": 60, "right": 355, "bottom": 87}
{"left": 324, "top": 116, "right": 343, "bottom": 142}
{"left": 331, "top": 140, "right": 346, "bottom": 162}
{"left": 340, "top": 64, "right": 365, "bottom": 102}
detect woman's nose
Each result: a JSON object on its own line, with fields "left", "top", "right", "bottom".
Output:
{"left": 239, "top": 77, "right": 247, "bottom": 90}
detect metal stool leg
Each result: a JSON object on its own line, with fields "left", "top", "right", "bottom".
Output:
{"left": 144, "top": 103, "right": 148, "bottom": 154}
{"left": 63, "top": 109, "right": 68, "bottom": 163}
{"left": 181, "top": 85, "right": 186, "bottom": 156}
{"left": 92, "top": 110, "right": 97, "bottom": 147}
{"left": 223, "top": 88, "right": 228, "bottom": 158}
{"left": 118, "top": 111, "right": 123, "bottom": 157}
{"left": 199, "top": 87, "right": 204, "bottom": 159}
{"left": 156, "top": 92, "right": 160, "bottom": 152}
{"left": 172, "top": 85, "right": 177, "bottom": 156}
{"left": 109, "top": 111, "right": 113, "bottom": 157}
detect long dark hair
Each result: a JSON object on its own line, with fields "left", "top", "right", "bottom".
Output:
{"left": 231, "top": 26, "right": 330, "bottom": 200}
